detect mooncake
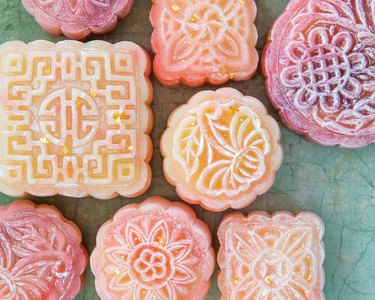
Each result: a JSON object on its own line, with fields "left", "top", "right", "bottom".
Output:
{"left": 0, "top": 40, "right": 153, "bottom": 199}
{"left": 90, "top": 197, "right": 215, "bottom": 300}
{"left": 161, "top": 88, "right": 283, "bottom": 212}
{"left": 218, "top": 211, "right": 325, "bottom": 300}
{"left": 262, "top": 0, "right": 375, "bottom": 148}
{"left": 22, "top": 0, "right": 134, "bottom": 40}
{"left": 0, "top": 200, "right": 87, "bottom": 300}
{"left": 150, "top": 0, "right": 259, "bottom": 87}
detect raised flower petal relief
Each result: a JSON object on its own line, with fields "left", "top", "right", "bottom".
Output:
{"left": 332, "top": 31, "right": 354, "bottom": 53}
{"left": 280, "top": 65, "right": 301, "bottom": 87}
{"left": 308, "top": 27, "right": 329, "bottom": 46}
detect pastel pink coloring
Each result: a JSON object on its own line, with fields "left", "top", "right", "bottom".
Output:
{"left": 22, "top": 0, "right": 134, "bottom": 39}
{"left": 150, "top": 0, "right": 259, "bottom": 87}
{"left": 0, "top": 200, "right": 88, "bottom": 300}
{"left": 262, "top": 0, "right": 375, "bottom": 147}
{"left": 218, "top": 211, "right": 325, "bottom": 300}
{"left": 90, "top": 197, "right": 215, "bottom": 300}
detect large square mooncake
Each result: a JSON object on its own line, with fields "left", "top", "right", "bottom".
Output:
{"left": 218, "top": 212, "right": 325, "bottom": 299}
{"left": 0, "top": 41, "right": 153, "bottom": 199}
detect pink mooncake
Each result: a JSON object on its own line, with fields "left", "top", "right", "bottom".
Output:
{"left": 91, "top": 197, "right": 215, "bottom": 300}
{"left": 0, "top": 40, "right": 153, "bottom": 199}
{"left": 0, "top": 200, "right": 87, "bottom": 300}
{"left": 22, "top": 0, "right": 134, "bottom": 40}
{"left": 218, "top": 211, "right": 325, "bottom": 299}
{"left": 161, "top": 88, "right": 283, "bottom": 212}
{"left": 262, "top": 0, "right": 375, "bottom": 148}
{"left": 150, "top": 0, "right": 259, "bottom": 87}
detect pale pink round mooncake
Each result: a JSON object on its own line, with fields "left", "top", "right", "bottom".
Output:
{"left": 262, "top": 0, "right": 375, "bottom": 147}
{"left": 150, "top": 0, "right": 259, "bottom": 87}
{"left": 22, "top": 0, "right": 134, "bottom": 39}
{"left": 0, "top": 200, "right": 88, "bottom": 300}
{"left": 161, "top": 88, "right": 283, "bottom": 212}
{"left": 90, "top": 197, "right": 215, "bottom": 300}
{"left": 218, "top": 211, "right": 325, "bottom": 300}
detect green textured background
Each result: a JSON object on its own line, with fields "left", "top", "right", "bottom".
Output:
{"left": 0, "top": 0, "right": 374, "bottom": 299}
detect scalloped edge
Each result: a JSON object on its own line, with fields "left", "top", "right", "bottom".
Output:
{"left": 21, "top": 0, "right": 134, "bottom": 40}
{"left": 0, "top": 200, "right": 88, "bottom": 300}
{"left": 217, "top": 210, "right": 325, "bottom": 300}
{"left": 149, "top": 0, "right": 259, "bottom": 88}
{"left": 261, "top": 0, "right": 375, "bottom": 148}
{"left": 90, "top": 196, "right": 215, "bottom": 300}
{"left": 160, "top": 88, "right": 284, "bottom": 212}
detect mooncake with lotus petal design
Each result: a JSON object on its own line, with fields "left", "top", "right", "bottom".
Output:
{"left": 150, "top": 0, "right": 258, "bottom": 87}
{"left": 90, "top": 197, "right": 215, "bottom": 300}
{"left": 262, "top": 0, "right": 375, "bottom": 147}
{"left": 161, "top": 88, "right": 283, "bottom": 212}
{"left": 0, "top": 200, "right": 87, "bottom": 300}
{"left": 218, "top": 211, "right": 325, "bottom": 300}
{"left": 22, "top": 0, "right": 134, "bottom": 39}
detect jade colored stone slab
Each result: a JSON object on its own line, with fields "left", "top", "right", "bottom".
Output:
{"left": 1, "top": 1, "right": 375, "bottom": 300}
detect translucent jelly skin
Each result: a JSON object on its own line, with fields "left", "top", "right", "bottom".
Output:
{"left": 150, "top": 0, "right": 259, "bottom": 87}
{"left": 0, "top": 41, "right": 153, "bottom": 199}
{"left": 22, "top": 0, "right": 134, "bottom": 40}
{"left": 161, "top": 88, "right": 283, "bottom": 212}
{"left": 218, "top": 212, "right": 325, "bottom": 300}
{"left": 0, "top": 200, "right": 87, "bottom": 300}
{"left": 91, "top": 197, "right": 215, "bottom": 300}
{"left": 262, "top": 0, "right": 375, "bottom": 147}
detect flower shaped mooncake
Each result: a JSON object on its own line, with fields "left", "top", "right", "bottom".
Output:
{"left": 161, "top": 88, "right": 283, "bottom": 212}
{"left": 0, "top": 200, "right": 87, "bottom": 300}
{"left": 150, "top": 0, "right": 258, "bottom": 87}
{"left": 22, "top": 0, "right": 134, "bottom": 39}
{"left": 218, "top": 211, "right": 325, "bottom": 299}
{"left": 0, "top": 41, "right": 153, "bottom": 199}
{"left": 91, "top": 197, "right": 215, "bottom": 300}
{"left": 263, "top": 0, "right": 375, "bottom": 147}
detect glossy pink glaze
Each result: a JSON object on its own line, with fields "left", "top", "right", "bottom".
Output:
{"left": 22, "top": 0, "right": 134, "bottom": 39}
{"left": 91, "top": 197, "right": 215, "bottom": 300}
{"left": 0, "top": 200, "right": 88, "bottom": 300}
{"left": 218, "top": 211, "right": 325, "bottom": 300}
{"left": 262, "top": 0, "right": 375, "bottom": 148}
{"left": 150, "top": 0, "right": 259, "bottom": 87}
{"left": 161, "top": 88, "right": 283, "bottom": 212}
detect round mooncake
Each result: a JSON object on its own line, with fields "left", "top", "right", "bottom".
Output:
{"left": 22, "top": 0, "right": 134, "bottom": 39}
{"left": 0, "top": 200, "right": 87, "bottom": 300}
{"left": 263, "top": 0, "right": 375, "bottom": 148}
{"left": 90, "top": 197, "right": 215, "bottom": 300}
{"left": 161, "top": 88, "right": 283, "bottom": 212}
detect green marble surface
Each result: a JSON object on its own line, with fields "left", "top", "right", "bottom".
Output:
{"left": 0, "top": 0, "right": 374, "bottom": 299}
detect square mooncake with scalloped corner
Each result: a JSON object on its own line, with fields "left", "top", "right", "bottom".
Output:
{"left": 150, "top": 0, "right": 259, "bottom": 87}
{"left": 218, "top": 211, "right": 325, "bottom": 299}
{"left": 0, "top": 40, "right": 153, "bottom": 199}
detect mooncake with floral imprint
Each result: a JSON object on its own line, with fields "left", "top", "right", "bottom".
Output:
{"left": 22, "top": 0, "right": 133, "bottom": 39}
{"left": 161, "top": 88, "right": 283, "bottom": 212}
{"left": 262, "top": 0, "right": 375, "bottom": 148}
{"left": 0, "top": 200, "right": 87, "bottom": 300}
{"left": 90, "top": 197, "right": 215, "bottom": 300}
{"left": 0, "top": 40, "right": 153, "bottom": 199}
{"left": 218, "top": 211, "right": 325, "bottom": 300}
{"left": 150, "top": 0, "right": 258, "bottom": 87}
